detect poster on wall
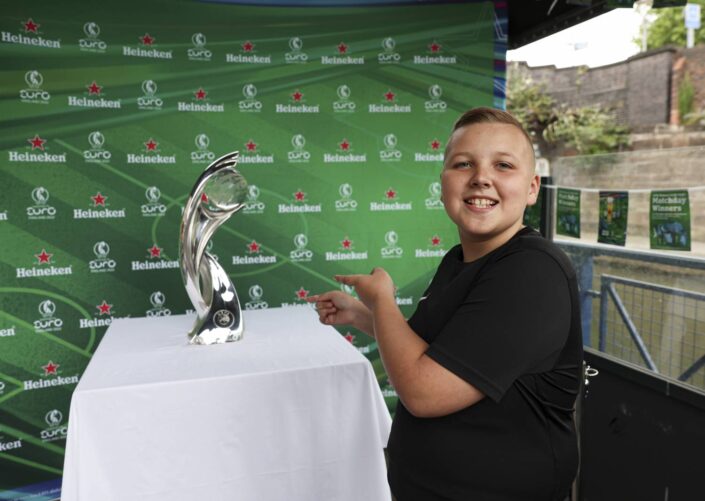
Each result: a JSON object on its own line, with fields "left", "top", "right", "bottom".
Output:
{"left": 556, "top": 188, "right": 581, "bottom": 238}
{"left": 0, "top": 0, "right": 506, "bottom": 497}
{"left": 598, "top": 191, "right": 628, "bottom": 246}
{"left": 650, "top": 190, "right": 691, "bottom": 251}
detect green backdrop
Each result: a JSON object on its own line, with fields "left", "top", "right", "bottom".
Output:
{"left": 0, "top": 0, "right": 505, "bottom": 497}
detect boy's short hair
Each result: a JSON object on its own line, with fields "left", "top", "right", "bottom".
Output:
{"left": 447, "top": 107, "right": 535, "bottom": 163}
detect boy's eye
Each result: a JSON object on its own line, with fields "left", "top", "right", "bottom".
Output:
{"left": 497, "top": 162, "right": 513, "bottom": 169}
{"left": 453, "top": 161, "right": 471, "bottom": 169}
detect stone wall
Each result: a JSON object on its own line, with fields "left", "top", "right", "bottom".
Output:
{"left": 511, "top": 48, "right": 676, "bottom": 129}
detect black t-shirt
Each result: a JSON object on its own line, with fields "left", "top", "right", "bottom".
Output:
{"left": 387, "top": 227, "right": 583, "bottom": 501}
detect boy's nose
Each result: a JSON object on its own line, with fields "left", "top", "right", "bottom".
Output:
{"left": 469, "top": 165, "right": 491, "bottom": 187}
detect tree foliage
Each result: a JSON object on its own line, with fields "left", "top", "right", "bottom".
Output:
{"left": 646, "top": 0, "right": 705, "bottom": 49}
{"left": 506, "top": 68, "right": 629, "bottom": 157}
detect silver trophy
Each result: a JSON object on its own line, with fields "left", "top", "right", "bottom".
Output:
{"left": 179, "top": 152, "right": 248, "bottom": 345}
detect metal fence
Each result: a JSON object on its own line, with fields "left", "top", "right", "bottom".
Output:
{"left": 557, "top": 241, "right": 705, "bottom": 391}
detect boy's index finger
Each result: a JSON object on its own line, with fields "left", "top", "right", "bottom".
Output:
{"left": 334, "top": 274, "right": 360, "bottom": 286}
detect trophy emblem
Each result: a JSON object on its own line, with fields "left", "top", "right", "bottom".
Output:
{"left": 179, "top": 152, "right": 248, "bottom": 344}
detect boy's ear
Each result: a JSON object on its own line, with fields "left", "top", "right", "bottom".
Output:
{"left": 527, "top": 175, "right": 541, "bottom": 204}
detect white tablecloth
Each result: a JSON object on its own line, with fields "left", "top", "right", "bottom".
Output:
{"left": 61, "top": 307, "right": 392, "bottom": 501}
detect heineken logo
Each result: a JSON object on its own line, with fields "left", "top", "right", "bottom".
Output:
{"left": 1, "top": 18, "right": 61, "bottom": 49}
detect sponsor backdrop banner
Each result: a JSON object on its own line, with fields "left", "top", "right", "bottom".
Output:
{"left": 556, "top": 188, "right": 581, "bottom": 238}
{"left": 650, "top": 190, "right": 691, "bottom": 251}
{"left": 0, "top": 0, "right": 505, "bottom": 496}
{"left": 598, "top": 190, "right": 628, "bottom": 246}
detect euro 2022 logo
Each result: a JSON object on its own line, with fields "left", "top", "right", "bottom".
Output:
{"left": 146, "top": 291, "right": 171, "bottom": 317}
{"left": 381, "top": 230, "right": 403, "bottom": 259}
{"left": 333, "top": 84, "right": 355, "bottom": 112}
{"left": 239, "top": 83, "right": 262, "bottom": 112}
{"left": 290, "top": 233, "right": 313, "bottom": 262}
{"left": 288, "top": 134, "right": 310, "bottom": 163}
{"left": 246, "top": 285, "right": 268, "bottom": 310}
{"left": 27, "top": 186, "right": 56, "bottom": 219}
{"left": 425, "top": 84, "right": 447, "bottom": 112}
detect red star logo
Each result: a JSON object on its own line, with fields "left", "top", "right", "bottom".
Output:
{"left": 245, "top": 140, "right": 257, "bottom": 152}
{"left": 429, "top": 41, "right": 441, "bottom": 53}
{"left": 431, "top": 139, "right": 441, "bottom": 150}
{"left": 145, "top": 138, "right": 158, "bottom": 151}
{"left": 384, "top": 90, "right": 395, "bottom": 102}
{"left": 339, "top": 139, "right": 350, "bottom": 151}
{"left": 248, "top": 240, "right": 261, "bottom": 253}
{"left": 341, "top": 237, "right": 352, "bottom": 249}
{"left": 296, "top": 287, "right": 309, "bottom": 300}
{"left": 294, "top": 190, "right": 305, "bottom": 202}
{"left": 148, "top": 244, "right": 162, "bottom": 258}
{"left": 28, "top": 135, "right": 46, "bottom": 150}
{"left": 201, "top": 193, "right": 209, "bottom": 203}
{"left": 344, "top": 333, "right": 355, "bottom": 343}
{"left": 97, "top": 300, "right": 113, "bottom": 315}
{"left": 385, "top": 188, "right": 397, "bottom": 200}
{"left": 242, "top": 40, "right": 254, "bottom": 52}
{"left": 35, "top": 249, "right": 53, "bottom": 264}
{"left": 431, "top": 235, "right": 441, "bottom": 246}
{"left": 91, "top": 192, "right": 107, "bottom": 206}
{"left": 42, "top": 361, "right": 59, "bottom": 375}
{"left": 292, "top": 90, "right": 303, "bottom": 102}
{"left": 337, "top": 42, "right": 348, "bottom": 54}
{"left": 141, "top": 33, "right": 155, "bottom": 46}
{"left": 194, "top": 88, "right": 207, "bottom": 100}
{"left": 87, "top": 81, "right": 102, "bottom": 95}
{"left": 24, "top": 19, "right": 39, "bottom": 33}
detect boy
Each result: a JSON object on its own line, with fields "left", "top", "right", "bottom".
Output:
{"left": 309, "top": 108, "right": 583, "bottom": 500}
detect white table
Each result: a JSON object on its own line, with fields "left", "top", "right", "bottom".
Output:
{"left": 61, "top": 307, "right": 392, "bottom": 501}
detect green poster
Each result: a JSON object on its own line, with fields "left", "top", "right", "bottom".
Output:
{"left": 556, "top": 188, "right": 581, "bottom": 238}
{"left": 598, "top": 191, "right": 628, "bottom": 246}
{"left": 650, "top": 190, "right": 691, "bottom": 251}
{"left": 0, "top": 0, "right": 505, "bottom": 496}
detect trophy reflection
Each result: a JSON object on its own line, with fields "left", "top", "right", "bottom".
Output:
{"left": 179, "top": 152, "right": 248, "bottom": 344}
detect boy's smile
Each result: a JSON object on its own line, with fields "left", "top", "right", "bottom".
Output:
{"left": 441, "top": 122, "right": 539, "bottom": 262}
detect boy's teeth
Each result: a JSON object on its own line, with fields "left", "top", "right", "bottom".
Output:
{"left": 467, "top": 198, "right": 495, "bottom": 208}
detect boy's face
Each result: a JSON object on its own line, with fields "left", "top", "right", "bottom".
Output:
{"left": 441, "top": 122, "right": 539, "bottom": 248}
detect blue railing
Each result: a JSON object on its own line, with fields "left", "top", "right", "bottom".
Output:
{"left": 556, "top": 241, "right": 705, "bottom": 390}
